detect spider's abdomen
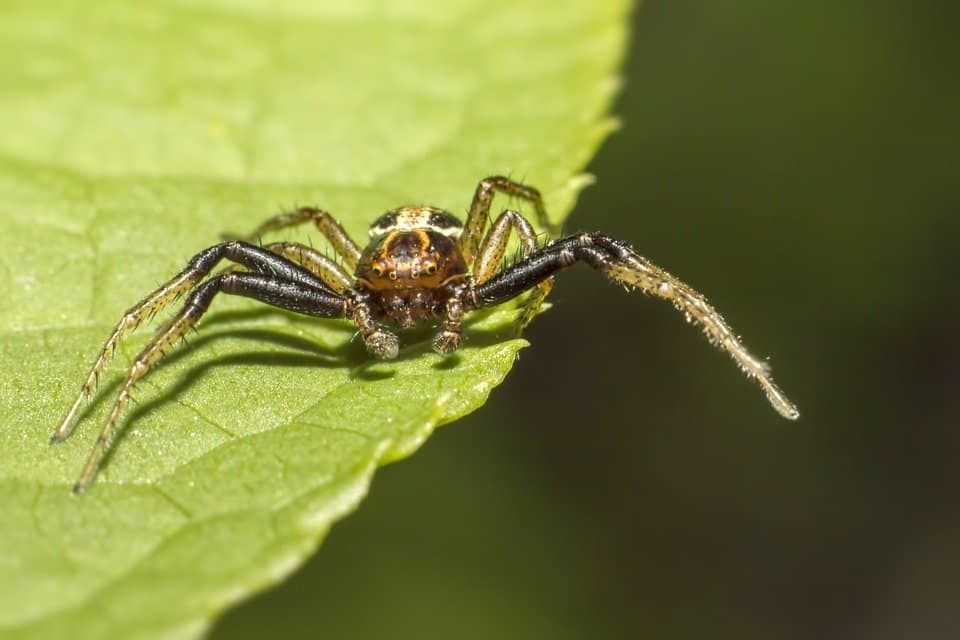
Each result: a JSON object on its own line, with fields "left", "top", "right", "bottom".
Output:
{"left": 355, "top": 210, "right": 468, "bottom": 328}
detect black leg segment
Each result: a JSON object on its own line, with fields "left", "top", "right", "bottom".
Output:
{"left": 193, "top": 272, "right": 348, "bottom": 318}
{"left": 69, "top": 271, "right": 349, "bottom": 493}
{"left": 192, "top": 241, "right": 338, "bottom": 293}
{"left": 468, "top": 235, "right": 599, "bottom": 308}
{"left": 467, "top": 233, "right": 799, "bottom": 420}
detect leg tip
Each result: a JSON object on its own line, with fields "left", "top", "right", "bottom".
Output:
{"left": 366, "top": 331, "right": 400, "bottom": 360}
{"left": 432, "top": 331, "right": 461, "bottom": 355}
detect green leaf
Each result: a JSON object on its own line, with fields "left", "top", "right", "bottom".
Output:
{"left": 0, "top": 1, "right": 627, "bottom": 637}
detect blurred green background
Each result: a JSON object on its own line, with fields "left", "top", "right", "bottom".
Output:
{"left": 213, "top": 1, "right": 959, "bottom": 639}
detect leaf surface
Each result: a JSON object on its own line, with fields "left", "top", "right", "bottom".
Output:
{"left": 0, "top": 0, "right": 627, "bottom": 637}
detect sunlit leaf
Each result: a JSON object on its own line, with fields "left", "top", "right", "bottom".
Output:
{"left": 0, "top": 0, "right": 627, "bottom": 637}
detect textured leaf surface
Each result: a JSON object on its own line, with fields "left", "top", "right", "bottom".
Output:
{"left": 0, "top": 0, "right": 627, "bottom": 637}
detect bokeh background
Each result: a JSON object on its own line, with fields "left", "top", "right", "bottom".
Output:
{"left": 213, "top": 1, "right": 959, "bottom": 638}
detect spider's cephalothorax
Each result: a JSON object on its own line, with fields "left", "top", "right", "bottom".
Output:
{"left": 52, "top": 176, "right": 799, "bottom": 493}
{"left": 354, "top": 207, "right": 468, "bottom": 330}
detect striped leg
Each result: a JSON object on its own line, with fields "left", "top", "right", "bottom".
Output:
{"left": 262, "top": 242, "right": 354, "bottom": 294}
{"left": 459, "top": 176, "right": 554, "bottom": 266}
{"left": 471, "top": 209, "right": 552, "bottom": 334}
{"left": 469, "top": 233, "right": 800, "bottom": 421}
{"left": 238, "top": 207, "right": 362, "bottom": 270}
{"left": 70, "top": 271, "right": 348, "bottom": 493}
{"left": 52, "top": 242, "right": 331, "bottom": 443}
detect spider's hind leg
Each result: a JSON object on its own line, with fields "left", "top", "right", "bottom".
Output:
{"left": 471, "top": 208, "right": 552, "bottom": 336}
{"left": 234, "top": 207, "right": 362, "bottom": 270}
{"left": 460, "top": 176, "right": 555, "bottom": 266}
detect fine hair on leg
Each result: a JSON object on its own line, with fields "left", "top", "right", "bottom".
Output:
{"left": 468, "top": 233, "right": 800, "bottom": 420}
{"left": 69, "top": 271, "right": 348, "bottom": 492}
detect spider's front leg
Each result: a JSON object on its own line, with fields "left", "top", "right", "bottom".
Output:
{"left": 51, "top": 241, "right": 336, "bottom": 444}
{"left": 68, "top": 271, "right": 349, "bottom": 493}
{"left": 466, "top": 233, "right": 800, "bottom": 420}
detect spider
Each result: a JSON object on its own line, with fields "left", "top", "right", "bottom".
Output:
{"left": 52, "top": 176, "right": 799, "bottom": 493}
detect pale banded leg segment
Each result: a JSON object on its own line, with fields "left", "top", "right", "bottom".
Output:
{"left": 472, "top": 209, "right": 553, "bottom": 334}
{"left": 240, "top": 207, "right": 362, "bottom": 270}
{"left": 71, "top": 271, "right": 348, "bottom": 493}
{"left": 469, "top": 233, "right": 800, "bottom": 420}
{"left": 52, "top": 241, "right": 334, "bottom": 443}
{"left": 460, "top": 176, "right": 554, "bottom": 266}
{"left": 263, "top": 242, "right": 354, "bottom": 294}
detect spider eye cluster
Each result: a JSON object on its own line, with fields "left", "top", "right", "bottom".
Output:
{"left": 356, "top": 225, "right": 467, "bottom": 290}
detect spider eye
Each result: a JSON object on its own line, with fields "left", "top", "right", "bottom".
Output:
{"left": 425, "top": 264, "right": 437, "bottom": 275}
{"left": 388, "top": 271, "right": 398, "bottom": 280}
{"left": 371, "top": 266, "right": 384, "bottom": 277}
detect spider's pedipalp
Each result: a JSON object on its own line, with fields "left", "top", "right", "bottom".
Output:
{"left": 468, "top": 233, "right": 799, "bottom": 420}
{"left": 433, "top": 293, "right": 466, "bottom": 355}
{"left": 348, "top": 298, "right": 400, "bottom": 359}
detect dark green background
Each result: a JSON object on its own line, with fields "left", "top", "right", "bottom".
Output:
{"left": 214, "top": 1, "right": 959, "bottom": 638}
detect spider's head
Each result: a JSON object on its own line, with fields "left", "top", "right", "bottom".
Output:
{"left": 356, "top": 206, "right": 467, "bottom": 291}
{"left": 356, "top": 227, "right": 466, "bottom": 291}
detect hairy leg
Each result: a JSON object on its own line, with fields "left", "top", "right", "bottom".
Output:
{"left": 236, "top": 207, "right": 362, "bottom": 269}
{"left": 69, "top": 271, "right": 348, "bottom": 493}
{"left": 471, "top": 209, "right": 552, "bottom": 334}
{"left": 262, "top": 241, "right": 354, "bottom": 294}
{"left": 468, "top": 233, "right": 800, "bottom": 420}
{"left": 459, "top": 176, "right": 554, "bottom": 266}
{"left": 52, "top": 241, "right": 333, "bottom": 442}
{"left": 433, "top": 295, "right": 466, "bottom": 355}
